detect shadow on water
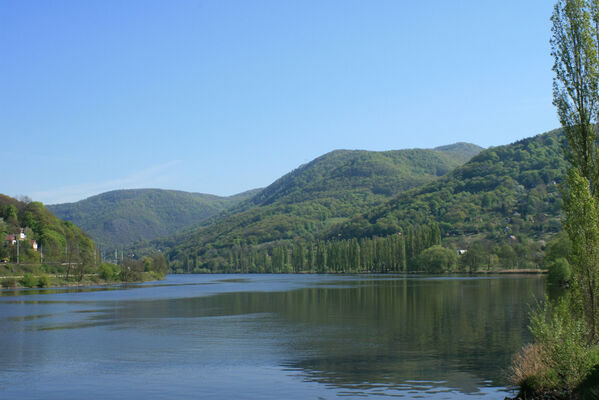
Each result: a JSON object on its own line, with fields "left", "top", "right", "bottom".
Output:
{"left": 0, "top": 281, "right": 218, "bottom": 298}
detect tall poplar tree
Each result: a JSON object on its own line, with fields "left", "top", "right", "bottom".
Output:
{"left": 552, "top": 0, "right": 599, "bottom": 341}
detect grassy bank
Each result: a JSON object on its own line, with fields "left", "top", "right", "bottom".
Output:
{"left": 0, "top": 262, "right": 165, "bottom": 289}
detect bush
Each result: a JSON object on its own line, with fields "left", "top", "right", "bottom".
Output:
{"left": 20, "top": 273, "right": 38, "bottom": 288}
{"left": 37, "top": 274, "right": 52, "bottom": 288}
{"left": 418, "top": 245, "right": 457, "bottom": 273}
{"left": 98, "top": 263, "right": 115, "bottom": 281}
{"left": 547, "top": 258, "right": 571, "bottom": 287}
{"left": 510, "top": 343, "right": 556, "bottom": 395}
{"left": 511, "top": 298, "right": 599, "bottom": 395}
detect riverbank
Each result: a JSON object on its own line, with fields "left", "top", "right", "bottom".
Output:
{"left": 0, "top": 260, "right": 167, "bottom": 289}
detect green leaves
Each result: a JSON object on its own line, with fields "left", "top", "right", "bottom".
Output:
{"left": 562, "top": 168, "right": 599, "bottom": 339}
{"left": 552, "top": 0, "right": 599, "bottom": 195}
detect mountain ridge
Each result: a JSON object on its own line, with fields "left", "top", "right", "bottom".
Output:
{"left": 48, "top": 188, "right": 262, "bottom": 250}
{"left": 155, "top": 142, "right": 483, "bottom": 265}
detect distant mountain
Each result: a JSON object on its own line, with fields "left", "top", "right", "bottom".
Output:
{"left": 432, "top": 142, "right": 488, "bottom": 164}
{"left": 160, "top": 143, "right": 483, "bottom": 265}
{"left": 48, "top": 188, "right": 261, "bottom": 250}
{"left": 331, "top": 129, "right": 566, "bottom": 244}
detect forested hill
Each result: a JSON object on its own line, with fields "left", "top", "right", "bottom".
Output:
{"left": 331, "top": 129, "right": 567, "bottom": 245}
{"left": 0, "top": 194, "right": 95, "bottom": 264}
{"left": 48, "top": 188, "right": 261, "bottom": 250}
{"left": 247, "top": 143, "right": 484, "bottom": 207}
{"left": 160, "top": 143, "right": 483, "bottom": 268}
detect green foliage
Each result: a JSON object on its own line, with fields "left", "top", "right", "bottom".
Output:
{"left": 562, "top": 168, "right": 599, "bottom": 340}
{"left": 48, "top": 188, "right": 261, "bottom": 250}
{"left": 544, "top": 231, "right": 572, "bottom": 265}
{"left": 20, "top": 273, "right": 37, "bottom": 288}
{"left": 548, "top": 258, "right": 572, "bottom": 287}
{"left": 172, "top": 224, "right": 440, "bottom": 273}
{"left": 528, "top": 298, "right": 598, "bottom": 391}
{"left": 418, "top": 245, "right": 458, "bottom": 273}
{"left": 461, "top": 242, "right": 486, "bottom": 272}
{"left": 98, "top": 263, "right": 116, "bottom": 281}
{"left": 551, "top": 0, "right": 599, "bottom": 195}
{"left": 37, "top": 273, "right": 52, "bottom": 288}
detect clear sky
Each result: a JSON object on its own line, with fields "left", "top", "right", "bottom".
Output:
{"left": 1, "top": 0, "right": 558, "bottom": 204}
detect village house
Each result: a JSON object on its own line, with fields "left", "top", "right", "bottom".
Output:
{"left": 4, "top": 234, "right": 16, "bottom": 245}
{"left": 4, "top": 229, "right": 38, "bottom": 251}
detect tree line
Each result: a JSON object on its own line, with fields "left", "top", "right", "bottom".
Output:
{"left": 171, "top": 224, "right": 442, "bottom": 274}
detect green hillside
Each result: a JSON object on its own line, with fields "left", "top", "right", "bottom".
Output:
{"left": 332, "top": 130, "right": 566, "bottom": 241}
{"left": 0, "top": 194, "right": 95, "bottom": 265}
{"left": 161, "top": 130, "right": 569, "bottom": 273}
{"left": 48, "top": 188, "right": 261, "bottom": 250}
{"left": 161, "top": 144, "right": 483, "bottom": 269}
{"left": 299, "top": 129, "right": 569, "bottom": 272}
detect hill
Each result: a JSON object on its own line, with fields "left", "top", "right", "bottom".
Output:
{"left": 48, "top": 188, "right": 261, "bottom": 250}
{"left": 159, "top": 143, "right": 483, "bottom": 269}
{"left": 297, "top": 129, "right": 569, "bottom": 272}
{"left": 159, "top": 130, "right": 570, "bottom": 273}
{"left": 0, "top": 194, "right": 95, "bottom": 265}
{"left": 332, "top": 130, "right": 566, "bottom": 242}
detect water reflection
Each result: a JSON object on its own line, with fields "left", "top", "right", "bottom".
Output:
{"left": 0, "top": 275, "right": 545, "bottom": 399}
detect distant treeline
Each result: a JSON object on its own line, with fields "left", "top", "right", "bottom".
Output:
{"left": 171, "top": 224, "right": 442, "bottom": 273}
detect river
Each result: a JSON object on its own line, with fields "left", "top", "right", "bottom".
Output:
{"left": 0, "top": 274, "right": 545, "bottom": 399}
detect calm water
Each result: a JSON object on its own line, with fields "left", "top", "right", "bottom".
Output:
{"left": 0, "top": 274, "right": 545, "bottom": 399}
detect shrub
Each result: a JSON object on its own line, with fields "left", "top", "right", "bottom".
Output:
{"left": 418, "top": 245, "right": 458, "bottom": 273}
{"left": 512, "top": 298, "right": 599, "bottom": 395}
{"left": 547, "top": 258, "right": 571, "bottom": 287}
{"left": 98, "top": 263, "right": 114, "bottom": 281}
{"left": 20, "top": 273, "right": 38, "bottom": 288}
{"left": 510, "top": 343, "right": 556, "bottom": 395}
{"left": 37, "top": 274, "right": 52, "bottom": 288}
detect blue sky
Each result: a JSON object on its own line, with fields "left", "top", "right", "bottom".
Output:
{"left": 2, "top": 1, "right": 558, "bottom": 204}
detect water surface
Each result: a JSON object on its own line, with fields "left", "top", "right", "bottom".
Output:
{"left": 0, "top": 274, "right": 544, "bottom": 399}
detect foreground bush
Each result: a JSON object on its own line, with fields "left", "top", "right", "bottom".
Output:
{"left": 510, "top": 298, "right": 599, "bottom": 397}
